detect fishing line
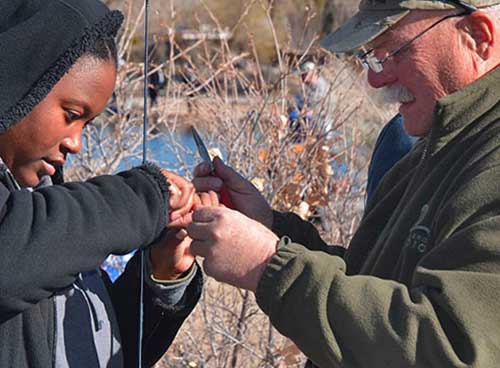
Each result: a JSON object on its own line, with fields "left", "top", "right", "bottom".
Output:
{"left": 139, "top": 0, "right": 150, "bottom": 366}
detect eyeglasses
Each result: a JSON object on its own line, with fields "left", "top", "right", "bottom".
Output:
{"left": 357, "top": 0, "right": 477, "bottom": 73}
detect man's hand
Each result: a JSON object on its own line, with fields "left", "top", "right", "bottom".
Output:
{"left": 187, "top": 207, "right": 278, "bottom": 292}
{"left": 192, "top": 157, "right": 274, "bottom": 228}
{"left": 149, "top": 189, "right": 220, "bottom": 280}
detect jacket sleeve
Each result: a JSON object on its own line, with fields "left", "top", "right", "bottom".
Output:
{"left": 272, "top": 210, "right": 346, "bottom": 257}
{"left": 0, "top": 164, "right": 169, "bottom": 321}
{"left": 109, "top": 252, "right": 202, "bottom": 368}
{"left": 256, "top": 165, "right": 500, "bottom": 368}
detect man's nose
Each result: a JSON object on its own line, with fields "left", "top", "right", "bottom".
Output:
{"left": 367, "top": 67, "right": 397, "bottom": 89}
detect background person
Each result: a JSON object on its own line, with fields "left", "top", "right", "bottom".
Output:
{"left": 294, "top": 62, "right": 335, "bottom": 140}
{"left": 366, "top": 114, "right": 417, "bottom": 205}
{"left": 148, "top": 65, "right": 167, "bottom": 107}
{"left": 299, "top": 62, "right": 330, "bottom": 112}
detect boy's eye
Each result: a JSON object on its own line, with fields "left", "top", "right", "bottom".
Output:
{"left": 65, "top": 110, "right": 80, "bottom": 121}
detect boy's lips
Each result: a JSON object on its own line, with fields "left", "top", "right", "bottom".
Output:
{"left": 41, "top": 158, "right": 64, "bottom": 177}
{"left": 41, "top": 159, "right": 56, "bottom": 176}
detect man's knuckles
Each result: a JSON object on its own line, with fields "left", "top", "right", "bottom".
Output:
{"left": 210, "top": 227, "right": 226, "bottom": 243}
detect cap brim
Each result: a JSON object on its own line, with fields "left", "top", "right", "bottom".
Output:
{"left": 320, "top": 9, "right": 410, "bottom": 53}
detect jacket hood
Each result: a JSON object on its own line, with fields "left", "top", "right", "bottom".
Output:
{"left": 0, "top": 0, "right": 123, "bottom": 133}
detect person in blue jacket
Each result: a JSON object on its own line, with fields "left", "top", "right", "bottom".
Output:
{"left": 366, "top": 114, "right": 417, "bottom": 206}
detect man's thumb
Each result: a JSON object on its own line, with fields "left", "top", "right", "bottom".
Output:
{"left": 213, "top": 157, "right": 241, "bottom": 186}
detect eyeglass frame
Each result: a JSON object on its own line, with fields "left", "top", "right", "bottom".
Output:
{"left": 357, "top": 1, "right": 477, "bottom": 73}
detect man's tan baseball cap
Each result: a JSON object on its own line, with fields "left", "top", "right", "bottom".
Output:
{"left": 321, "top": 0, "right": 500, "bottom": 53}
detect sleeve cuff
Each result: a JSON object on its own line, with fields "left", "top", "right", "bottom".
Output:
{"left": 144, "top": 249, "right": 198, "bottom": 306}
{"left": 135, "top": 163, "right": 170, "bottom": 229}
{"left": 255, "top": 238, "right": 307, "bottom": 316}
{"left": 152, "top": 264, "right": 196, "bottom": 283}
{"left": 271, "top": 210, "right": 290, "bottom": 238}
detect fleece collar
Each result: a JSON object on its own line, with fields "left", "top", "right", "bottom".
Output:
{"left": 428, "top": 65, "right": 500, "bottom": 157}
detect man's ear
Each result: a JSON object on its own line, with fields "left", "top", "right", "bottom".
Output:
{"left": 463, "top": 10, "right": 495, "bottom": 60}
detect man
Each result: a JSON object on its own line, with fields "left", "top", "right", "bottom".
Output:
{"left": 297, "top": 61, "right": 335, "bottom": 140}
{"left": 148, "top": 65, "right": 167, "bottom": 107}
{"left": 289, "top": 62, "right": 332, "bottom": 142}
{"left": 299, "top": 62, "right": 331, "bottom": 110}
{"left": 187, "top": 1, "right": 500, "bottom": 367}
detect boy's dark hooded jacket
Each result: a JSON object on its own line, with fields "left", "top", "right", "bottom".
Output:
{"left": 0, "top": 1, "right": 201, "bottom": 367}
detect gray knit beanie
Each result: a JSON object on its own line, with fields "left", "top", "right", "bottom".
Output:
{"left": 0, "top": 0, "right": 123, "bottom": 133}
